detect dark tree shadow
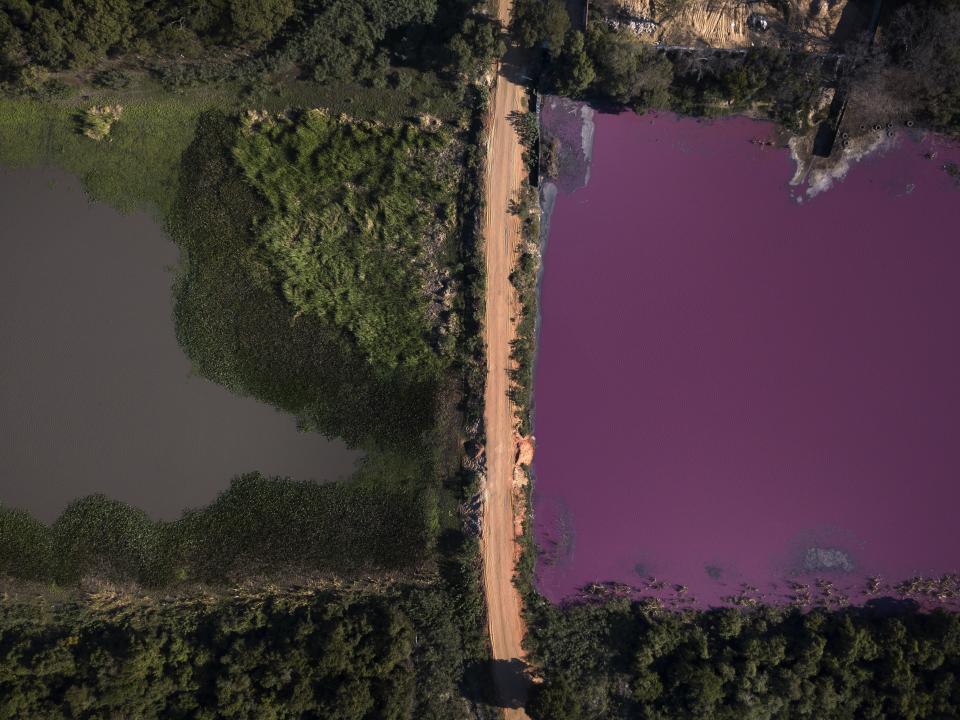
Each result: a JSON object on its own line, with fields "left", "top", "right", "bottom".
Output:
{"left": 499, "top": 41, "right": 538, "bottom": 88}
{"left": 831, "top": 0, "right": 878, "bottom": 47}
{"left": 461, "top": 658, "right": 532, "bottom": 710}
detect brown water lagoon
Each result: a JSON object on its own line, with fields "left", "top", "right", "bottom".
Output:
{"left": 534, "top": 104, "right": 960, "bottom": 610}
{"left": 0, "top": 167, "right": 359, "bottom": 522}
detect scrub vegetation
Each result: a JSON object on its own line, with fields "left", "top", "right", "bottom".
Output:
{"left": 233, "top": 109, "right": 460, "bottom": 375}
{"left": 527, "top": 600, "right": 960, "bottom": 720}
{"left": 171, "top": 110, "right": 447, "bottom": 448}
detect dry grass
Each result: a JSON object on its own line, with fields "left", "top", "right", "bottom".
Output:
{"left": 81, "top": 104, "right": 123, "bottom": 141}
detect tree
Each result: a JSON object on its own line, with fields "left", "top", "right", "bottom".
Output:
{"left": 586, "top": 25, "right": 673, "bottom": 106}
{"left": 24, "top": 6, "right": 66, "bottom": 67}
{"left": 529, "top": 676, "right": 582, "bottom": 720}
{"left": 447, "top": 15, "right": 504, "bottom": 79}
{"left": 552, "top": 30, "right": 594, "bottom": 96}
{"left": 0, "top": 588, "right": 471, "bottom": 719}
{"left": 511, "top": 0, "right": 570, "bottom": 55}
{"left": 527, "top": 602, "right": 960, "bottom": 720}
{"left": 228, "top": 0, "right": 294, "bottom": 45}
{"left": 0, "top": 10, "right": 22, "bottom": 70}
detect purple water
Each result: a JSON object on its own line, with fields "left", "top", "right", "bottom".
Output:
{"left": 534, "top": 110, "right": 960, "bottom": 610}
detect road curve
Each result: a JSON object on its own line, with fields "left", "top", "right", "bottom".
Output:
{"left": 481, "top": 1, "right": 532, "bottom": 717}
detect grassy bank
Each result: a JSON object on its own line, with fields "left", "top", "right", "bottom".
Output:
{"left": 0, "top": 68, "right": 468, "bottom": 215}
{"left": 0, "top": 91, "right": 212, "bottom": 214}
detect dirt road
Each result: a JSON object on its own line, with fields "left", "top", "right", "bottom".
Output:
{"left": 481, "top": 2, "right": 533, "bottom": 717}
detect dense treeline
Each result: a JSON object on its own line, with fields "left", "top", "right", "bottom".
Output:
{"left": 0, "top": 0, "right": 502, "bottom": 89}
{"left": 0, "top": 585, "right": 482, "bottom": 719}
{"left": 0, "top": 0, "right": 299, "bottom": 67}
{"left": 527, "top": 599, "right": 960, "bottom": 719}
{"left": 511, "top": 0, "right": 960, "bottom": 135}
{"left": 0, "top": 473, "right": 434, "bottom": 586}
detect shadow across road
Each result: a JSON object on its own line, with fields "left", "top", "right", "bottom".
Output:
{"left": 461, "top": 658, "right": 533, "bottom": 710}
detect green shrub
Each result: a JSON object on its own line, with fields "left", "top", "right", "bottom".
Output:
{"left": 51, "top": 494, "right": 161, "bottom": 584}
{"left": 91, "top": 68, "right": 130, "bottom": 89}
{"left": 79, "top": 104, "right": 122, "bottom": 140}
{"left": 0, "top": 506, "right": 54, "bottom": 580}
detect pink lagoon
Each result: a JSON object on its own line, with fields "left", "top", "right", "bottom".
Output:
{"left": 533, "top": 103, "right": 960, "bottom": 609}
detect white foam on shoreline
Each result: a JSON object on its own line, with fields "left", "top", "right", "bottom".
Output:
{"left": 790, "top": 131, "right": 895, "bottom": 199}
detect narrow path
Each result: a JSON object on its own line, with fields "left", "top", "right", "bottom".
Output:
{"left": 481, "top": 1, "right": 532, "bottom": 717}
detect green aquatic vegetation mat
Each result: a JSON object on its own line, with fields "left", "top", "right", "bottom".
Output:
{"left": 0, "top": 473, "right": 436, "bottom": 586}
{"left": 232, "top": 110, "right": 460, "bottom": 376}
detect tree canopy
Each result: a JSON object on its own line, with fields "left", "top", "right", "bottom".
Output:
{"left": 0, "top": 586, "right": 481, "bottom": 719}
{"left": 0, "top": 0, "right": 502, "bottom": 88}
{"left": 528, "top": 600, "right": 960, "bottom": 720}
{"left": 510, "top": 0, "right": 570, "bottom": 57}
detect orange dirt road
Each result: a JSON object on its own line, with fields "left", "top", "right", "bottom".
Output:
{"left": 481, "top": 2, "right": 532, "bottom": 717}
